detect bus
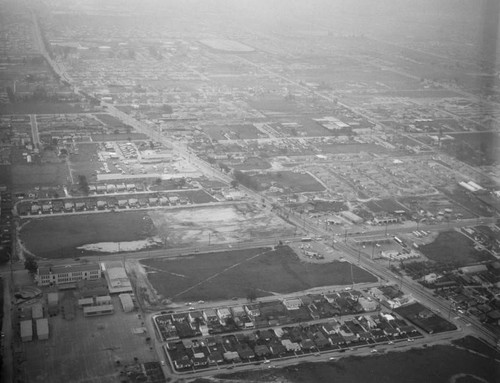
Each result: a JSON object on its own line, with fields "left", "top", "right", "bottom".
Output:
{"left": 301, "top": 237, "right": 313, "bottom": 242}
{"left": 393, "top": 236, "right": 406, "bottom": 247}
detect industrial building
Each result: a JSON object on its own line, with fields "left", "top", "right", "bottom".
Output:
{"left": 36, "top": 263, "right": 102, "bottom": 286}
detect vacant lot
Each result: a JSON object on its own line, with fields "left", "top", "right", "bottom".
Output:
{"left": 141, "top": 246, "right": 376, "bottom": 302}
{"left": 147, "top": 203, "right": 295, "bottom": 247}
{"left": 251, "top": 171, "right": 325, "bottom": 193}
{"left": 11, "top": 163, "right": 70, "bottom": 189}
{"left": 419, "top": 230, "right": 495, "bottom": 266}
{"left": 394, "top": 302, "right": 457, "bottom": 334}
{"left": 222, "top": 342, "right": 498, "bottom": 383}
{"left": 19, "top": 211, "right": 154, "bottom": 259}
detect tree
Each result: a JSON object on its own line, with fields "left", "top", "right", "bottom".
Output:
{"left": 78, "top": 175, "right": 90, "bottom": 195}
{"left": 246, "top": 288, "right": 257, "bottom": 302}
{"left": 230, "top": 180, "right": 239, "bottom": 188}
{"left": 161, "top": 104, "right": 173, "bottom": 114}
{"left": 24, "top": 257, "right": 38, "bottom": 275}
{"left": 6, "top": 86, "right": 15, "bottom": 103}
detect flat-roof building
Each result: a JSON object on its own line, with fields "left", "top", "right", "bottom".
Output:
{"left": 32, "top": 303, "right": 43, "bottom": 319}
{"left": 36, "top": 318, "right": 49, "bottom": 340}
{"left": 36, "top": 263, "right": 101, "bottom": 287}
{"left": 83, "top": 304, "right": 114, "bottom": 317}
{"left": 20, "top": 320, "right": 33, "bottom": 342}
{"left": 103, "top": 262, "right": 133, "bottom": 294}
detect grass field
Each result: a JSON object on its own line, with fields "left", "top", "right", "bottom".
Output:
{"left": 11, "top": 163, "right": 70, "bottom": 189}
{"left": 251, "top": 171, "right": 325, "bottom": 193}
{"left": 419, "top": 230, "right": 495, "bottom": 266}
{"left": 20, "top": 211, "right": 154, "bottom": 258}
{"left": 394, "top": 302, "right": 456, "bottom": 334}
{"left": 141, "top": 246, "right": 376, "bottom": 302}
{"left": 222, "top": 342, "right": 498, "bottom": 383}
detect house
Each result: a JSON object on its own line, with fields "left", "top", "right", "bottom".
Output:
{"left": 64, "top": 202, "right": 74, "bottom": 212}
{"left": 203, "top": 308, "right": 218, "bottom": 323}
{"left": 254, "top": 344, "right": 271, "bottom": 357}
{"left": 118, "top": 199, "right": 128, "bottom": 208}
{"left": 281, "top": 339, "right": 301, "bottom": 352}
{"left": 245, "top": 303, "right": 260, "bottom": 318}
{"left": 217, "top": 308, "right": 231, "bottom": 323}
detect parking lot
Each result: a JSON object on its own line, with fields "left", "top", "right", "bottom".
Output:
{"left": 21, "top": 296, "right": 157, "bottom": 383}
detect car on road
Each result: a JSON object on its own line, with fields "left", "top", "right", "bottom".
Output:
{"left": 370, "top": 349, "right": 378, "bottom": 353}
{"left": 407, "top": 338, "right": 414, "bottom": 342}
{"left": 388, "top": 341, "right": 394, "bottom": 345}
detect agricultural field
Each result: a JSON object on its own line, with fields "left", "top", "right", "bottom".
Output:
{"left": 419, "top": 230, "right": 495, "bottom": 266}
{"left": 221, "top": 341, "right": 497, "bottom": 383}
{"left": 250, "top": 171, "right": 325, "bottom": 193}
{"left": 141, "top": 246, "right": 377, "bottom": 302}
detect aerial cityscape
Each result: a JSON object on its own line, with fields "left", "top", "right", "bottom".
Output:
{"left": 0, "top": 0, "right": 500, "bottom": 382}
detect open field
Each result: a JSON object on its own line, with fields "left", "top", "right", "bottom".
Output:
{"left": 203, "top": 124, "right": 264, "bottom": 141}
{"left": 11, "top": 163, "right": 70, "bottom": 189}
{"left": 141, "top": 246, "right": 376, "bottom": 302}
{"left": 394, "top": 302, "right": 457, "bottom": 334}
{"left": 419, "top": 230, "right": 495, "bottom": 266}
{"left": 19, "top": 211, "right": 154, "bottom": 259}
{"left": 22, "top": 296, "right": 157, "bottom": 383}
{"left": 250, "top": 171, "right": 325, "bottom": 193}
{"left": 220, "top": 341, "right": 498, "bottom": 383}
{"left": 19, "top": 203, "right": 291, "bottom": 258}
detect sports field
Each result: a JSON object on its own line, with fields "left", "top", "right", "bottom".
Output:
{"left": 141, "top": 246, "right": 377, "bottom": 302}
{"left": 19, "top": 211, "right": 154, "bottom": 258}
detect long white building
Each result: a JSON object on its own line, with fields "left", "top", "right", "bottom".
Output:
{"left": 36, "top": 263, "right": 101, "bottom": 286}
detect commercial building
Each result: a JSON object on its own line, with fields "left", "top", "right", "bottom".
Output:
{"left": 36, "top": 318, "right": 49, "bottom": 340}
{"left": 36, "top": 263, "right": 101, "bottom": 287}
